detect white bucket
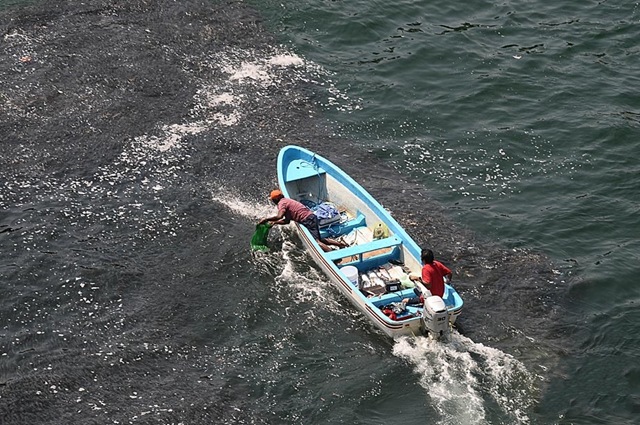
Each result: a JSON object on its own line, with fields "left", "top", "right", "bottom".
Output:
{"left": 341, "top": 265, "right": 359, "bottom": 286}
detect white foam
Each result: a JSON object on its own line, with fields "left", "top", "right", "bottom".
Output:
{"left": 268, "top": 54, "right": 304, "bottom": 67}
{"left": 136, "top": 122, "right": 208, "bottom": 152}
{"left": 393, "top": 332, "right": 536, "bottom": 424}
{"left": 210, "top": 190, "right": 274, "bottom": 220}
{"left": 208, "top": 92, "right": 237, "bottom": 106}
{"left": 227, "top": 62, "right": 272, "bottom": 84}
{"left": 155, "top": 48, "right": 347, "bottom": 139}
{"left": 210, "top": 189, "right": 344, "bottom": 312}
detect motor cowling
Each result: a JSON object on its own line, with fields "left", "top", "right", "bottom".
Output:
{"left": 421, "top": 296, "right": 450, "bottom": 339}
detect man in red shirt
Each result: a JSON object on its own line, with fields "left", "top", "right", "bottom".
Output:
{"left": 410, "top": 248, "right": 452, "bottom": 298}
{"left": 258, "top": 190, "right": 346, "bottom": 252}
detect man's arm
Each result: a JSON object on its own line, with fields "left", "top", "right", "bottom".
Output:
{"left": 409, "top": 272, "right": 432, "bottom": 290}
{"left": 259, "top": 209, "right": 288, "bottom": 225}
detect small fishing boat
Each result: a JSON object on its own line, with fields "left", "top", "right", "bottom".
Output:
{"left": 277, "top": 145, "right": 463, "bottom": 339}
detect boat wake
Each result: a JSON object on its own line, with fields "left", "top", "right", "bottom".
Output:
{"left": 214, "top": 193, "right": 540, "bottom": 425}
{"left": 393, "top": 333, "right": 538, "bottom": 425}
{"left": 211, "top": 192, "right": 359, "bottom": 314}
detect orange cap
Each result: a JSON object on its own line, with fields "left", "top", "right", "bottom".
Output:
{"left": 269, "top": 189, "right": 283, "bottom": 200}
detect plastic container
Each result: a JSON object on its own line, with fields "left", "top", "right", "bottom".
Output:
{"left": 341, "top": 265, "right": 359, "bottom": 286}
{"left": 372, "top": 222, "right": 390, "bottom": 239}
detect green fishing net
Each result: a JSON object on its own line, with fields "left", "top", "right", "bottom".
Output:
{"left": 251, "top": 223, "right": 272, "bottom": 252}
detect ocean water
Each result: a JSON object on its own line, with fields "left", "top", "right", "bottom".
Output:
{"left": 0, "top": 0, "right": 638, "bottom": 424}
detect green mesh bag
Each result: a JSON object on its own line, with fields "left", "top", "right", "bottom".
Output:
{"left": 251, "top": 223, "right": 272, "bottom": 252}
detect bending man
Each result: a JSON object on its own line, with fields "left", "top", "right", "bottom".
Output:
{"left": 258, "top": 190, "right": 346, "bottom": 252}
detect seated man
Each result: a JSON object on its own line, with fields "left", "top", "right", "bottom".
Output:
{"left": 408, "top": 248, "right": 452, "bottom": 298}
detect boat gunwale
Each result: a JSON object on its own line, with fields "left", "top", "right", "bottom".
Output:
{"left": 277, "top": 145, "right": 463, "bottom": 338}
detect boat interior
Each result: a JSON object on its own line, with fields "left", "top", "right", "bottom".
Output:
{"left": 284, "top": 157, "right": 460, "bottom": 321}
{"left": 282, "top": 154, "right": 461, "bottom": 324}
{"left": 285, "top": 168, "right": 421, "bottom": 299}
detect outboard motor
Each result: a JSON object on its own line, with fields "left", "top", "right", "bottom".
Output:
{"left": 421, "top": 296, "right": 450, "bottom": 339}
